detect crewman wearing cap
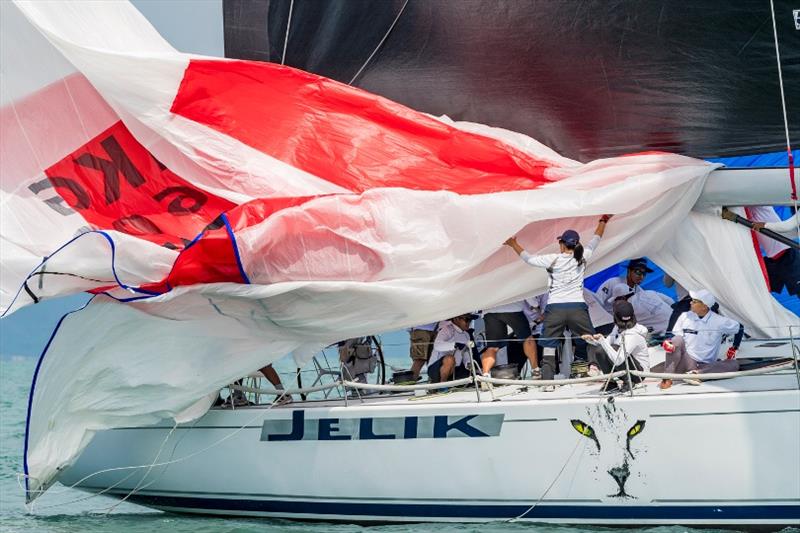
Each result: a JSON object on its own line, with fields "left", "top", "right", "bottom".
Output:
{"left": 582, "top": 300, "right": 650, "bottom": 393}
{"left": 607, "top": 283, "right": 673, "bottom": 335}
{"left": 596, "top": 258, "right": 654, "bottom": 313}
{"left": 659, "top": 289, "right": 742, "bottom": 390}
{"left": 504, "top": 215, "right": 612, "bottom": 384}
{"left": 427, "top": 313, "right": 476, "bottom": 386}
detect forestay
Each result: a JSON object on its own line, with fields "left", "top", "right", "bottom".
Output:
{"left": 1, "top": 0, "right": 796, "bottom": 500}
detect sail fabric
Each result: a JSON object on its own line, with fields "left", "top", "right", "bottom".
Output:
{"left": 2, "top": 0, "right": 797, "bottom": 500}
{"left": 227, "top": 0, "right": 800, "bottom": 162}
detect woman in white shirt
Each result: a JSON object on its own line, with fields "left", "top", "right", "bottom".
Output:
{"left": 582, "top": 300, "right": 650, "bottom": 393}
{"left": 504, "top": 215, "right": 611, "bottom": 381}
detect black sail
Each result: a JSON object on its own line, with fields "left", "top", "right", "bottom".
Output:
{"left": 223, "top": 0, "right": 800, "bottom": 162}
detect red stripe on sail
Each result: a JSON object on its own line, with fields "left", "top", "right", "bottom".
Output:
{"left": 171, "top": 59, "right": 556, "bottom": 195}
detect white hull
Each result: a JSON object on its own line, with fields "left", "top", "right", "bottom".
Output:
{"left": 60, "top": 356, "right": 800, "bottom": 526}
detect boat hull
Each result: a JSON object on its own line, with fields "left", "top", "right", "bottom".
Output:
{"left": 60, "top": 379, "right": 800, "bottom": 525}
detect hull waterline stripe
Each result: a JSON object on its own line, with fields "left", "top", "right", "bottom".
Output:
{"left": 113, "top": 494, "right": 800, "bottom": 521}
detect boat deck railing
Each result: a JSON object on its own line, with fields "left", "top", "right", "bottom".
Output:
{"left": 223, "top": 351, "right": 800, "bottom": 408}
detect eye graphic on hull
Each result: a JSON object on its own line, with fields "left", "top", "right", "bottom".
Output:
{"left": 570, "top": 419, "right": 600, "bottom": 452}
{"left": 626, "top": 420, "right": 646, "bottom": 456}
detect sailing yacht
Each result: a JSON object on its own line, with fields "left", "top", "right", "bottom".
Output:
{"left": 3, "top": 0, "right": 798, "bottom": 526}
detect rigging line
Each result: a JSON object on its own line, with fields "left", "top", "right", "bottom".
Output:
{"left": 103, "top": 421, "right": 180, "bottom": 515}
{"left": 508, "top": 360, "right": 618, "bottom": 522}
{"left": 280, "top": 0, "right": 294, "bottom": 65}
{"left": 23, "top": 368, "right": 303, "bottom": 506}
{"left": 29, "top": 271, "right": 115, "bottom": 284}
{"left": 769, "top": 0, "right": 800, "bottom": 241}
{"left": 348, "top": 0, "right": 409, "bottom": 85}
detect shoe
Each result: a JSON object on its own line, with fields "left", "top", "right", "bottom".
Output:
{"left": 530, "top": 367, "right": 542, "bottom": 380}
{"left": 601, "top": 380, "right": 620, "bottom": 394}
{"left": 659, "top": 379, "right": 673, "bottom": 390}
{"left": 618, "top": 380, "right": 642, "bottom": 394}
{"left": 273, "top": 395, "right": 293, "bottom": 406}
{"left": 480, "top": 374, "right": 492, "bottom": 391}
{"left": 542, "top": 384, "right": 556, "bottom": 392}
{"left": 587, "top": 364, "right": 602, "bottom": 377}
{"left": 225, "top": 391, "right": 252, "bottom": 408}
{"left": 570, "top": 361, "right": 589, "bottom": 378}
{"left": 684, "top": 371, "right": 702, "bottom": 386}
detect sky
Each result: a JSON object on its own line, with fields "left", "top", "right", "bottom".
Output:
{"left": 0, "top": 1, "right": 223, "bottom": 357}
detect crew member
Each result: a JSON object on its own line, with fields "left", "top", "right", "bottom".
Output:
{"left": 582, "top": 300, "right": 650, "bottom": 393}
{"left": 748, "top": 206, "right": 800, "bottom": 296}
{"left": 408, "top": 322, "right": 439, "bottom": 380}
{"left": 660, "top": 289, "right": 741, "bottom": 390}
{"left": 504, "top": 215, "right": 612, "bottom": 384}
{"left": 606, "top": 283, "right": 673, "bottom": 335}
{"left": 480, "top": 301, "right": 539, "bottom": 380}
{"left": 428, "top": 313, "right": 476, "bottom": 385}
{"left": 596, "top": 258, "right": 653, "bottom": 313}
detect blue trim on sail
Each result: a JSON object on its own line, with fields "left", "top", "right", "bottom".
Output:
{"left": 22, "top": 296, "right": 96, "bottom": 497}
{"left": 221, "top": 213, "right": 250, "bottom": 284}
{"left": 119, "top": 494, "right": 800, "bottom": 521}
{"left": 1, "top": 230, "right": 162, "bottom": 318}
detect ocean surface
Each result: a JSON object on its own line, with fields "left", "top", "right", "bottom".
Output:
{"left": 1, "top": 350, "right": 796, "bottom": 533}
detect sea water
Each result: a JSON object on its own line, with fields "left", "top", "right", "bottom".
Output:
{"left": 1, "top": 350, "right": 797, "bottom": 533}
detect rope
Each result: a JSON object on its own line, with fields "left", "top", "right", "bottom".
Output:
{"left": 769, "top": 0, "right": 800, "bottom": 241}
{"left": 509, "top": 341, "right": 621, "bottom": 522}
{"left": 280, "top": 0, "right": 294, "bottom": 65}
{"left": 348, "top": 0, "right": 409, "bottom": 85}
{"left": 22, "top": 370, "right": 302, "bottom": 513}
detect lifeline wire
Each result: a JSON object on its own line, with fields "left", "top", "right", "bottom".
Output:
{"left": 348, "top": 0, "right": 409, "bottom": 85}
{"left": 769, "top": 0, "right": 800, "bottom": 241}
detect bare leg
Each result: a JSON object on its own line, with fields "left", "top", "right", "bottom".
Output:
{"left": 523, "top": 337, "right": 538, "bottom": 370}
{"left": 260, "top": 365, "right": 283, "bottom": 388}
{"left": 440, "top": 355, "right": 455, "bottom": 382}
{"left": 481, "top": 347, "right": 498, "bottom": 374}
{"left": 411, "top": 359, "right": 426, "bottom": 379}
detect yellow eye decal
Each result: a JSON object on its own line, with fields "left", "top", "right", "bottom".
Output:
{"left": 627, "top": 420, "right": 646, "bottom": 439}
{"left": 571, "top": 419, "right": 595, "bottom": 437}
{"left": 626, "top": 420, "right": 647, "bottom": 456}
{"left": 570, "top": 419, "right": 600, "bottom": 451}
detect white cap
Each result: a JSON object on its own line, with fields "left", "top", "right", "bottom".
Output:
{"left": 689, "top": 289, "right": 716, "bottom": 308}
{"left": 606, "top": 283, "right": 635, "bottom": 304}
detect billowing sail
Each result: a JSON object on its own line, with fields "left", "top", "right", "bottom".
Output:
{"left": 1, "top": 0, "right": 796, "bottom": 500}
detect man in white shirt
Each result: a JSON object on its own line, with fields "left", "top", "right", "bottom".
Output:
{"left": 596, "top": 258, "right": 654, "bottom": 313}
{"left": 606, "top": 283, "right": 673, "bottom": 335}
{"left": 659, "top": 289, "right": 741, "bottom": 390}
{"left": 428, "top": 314, "right": 476, "bottom": 385}
{"left": 747, "top": 206, "right": 799, "bottom": 296}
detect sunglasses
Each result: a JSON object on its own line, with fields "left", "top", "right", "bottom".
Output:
{"left": 690, "top": 298, "right": 705, "bottom": 304}
{"left": 631, "top": 269, "right": 647, "bottom": 276}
